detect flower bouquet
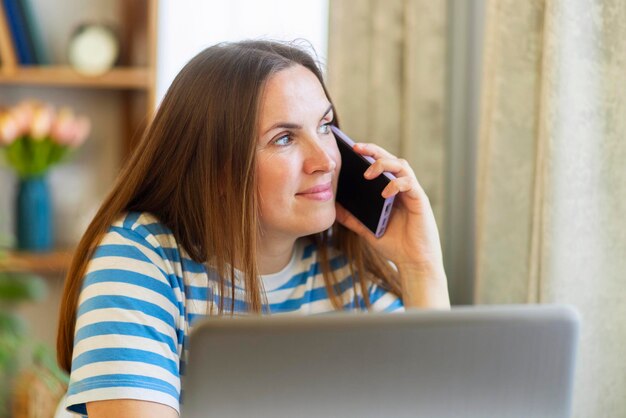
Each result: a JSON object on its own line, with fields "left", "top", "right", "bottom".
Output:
{"left": 0, "top": 101, "right": 90, "bottom": 178}
{"left": 0, "top": 101, "right": 91, "bottom": 251}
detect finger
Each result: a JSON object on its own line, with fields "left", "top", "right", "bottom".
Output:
{"left": 381, "top": 176, "right": 423, "bottom": 200}
{"left": 335, "top": 203, "right": 377, "bottom": 239}
{"left": 364, "top": 157, "right": 413, "bottom": 179}
{"left": 352, "top": 142, "right": 397, "bottom": 160}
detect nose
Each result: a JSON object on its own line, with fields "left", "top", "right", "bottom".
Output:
{"left": 303, "top": 135, "right": 337, "bottom": 174}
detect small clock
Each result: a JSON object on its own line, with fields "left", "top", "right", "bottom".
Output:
{"left": 68, "top": 24, "right": 119, "bottom": 76}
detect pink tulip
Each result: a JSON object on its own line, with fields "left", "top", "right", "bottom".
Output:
{"left": 72, "top": 116, "right": 91, "bottom": 147}
{"left": 0, "top": 113, "right": 20, "bottom": 145}
{"left": 30, "top": 105, "right": 55, "bottom": 140}
{"left": 2, "top": 99, "right": 91, "bottom": 150}
{"left": 10, "top": 102, "right": 34, "bottom": 137}
{"left": 50, "top": 107, "right": 77, "bottom": 146}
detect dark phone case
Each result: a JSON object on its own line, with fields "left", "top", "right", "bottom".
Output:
{"left": 332, "top": 126, "right": 395, "bottom": 237}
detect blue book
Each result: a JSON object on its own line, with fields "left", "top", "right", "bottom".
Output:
{"left": 2, "top": 0, "right": 35, "bottom": 65}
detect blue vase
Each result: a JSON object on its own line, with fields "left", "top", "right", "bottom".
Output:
{"left": 16, "top": 175, "right": 53, "bottom": 252}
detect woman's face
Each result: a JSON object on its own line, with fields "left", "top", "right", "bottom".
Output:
{"left": 256, "top": 64, "right": 341, "bottom": 241}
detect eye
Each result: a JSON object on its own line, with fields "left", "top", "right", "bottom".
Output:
{"left": 318, "top": 123, "right": 332, "bottom": 135}
{"left": 272, "top": 134, "right": 292, "bottom": 146}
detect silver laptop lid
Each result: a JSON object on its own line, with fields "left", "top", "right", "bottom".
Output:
{"left": 183, "top": 305, "right": 579, "bottom": 418}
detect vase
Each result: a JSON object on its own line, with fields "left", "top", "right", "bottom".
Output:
{"left": 16, "top": 176, "right": 53, "bottom": 252}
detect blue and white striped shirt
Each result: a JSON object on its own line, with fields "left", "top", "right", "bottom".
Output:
{"left": 65, "top": 212, "right": 403, "bottom": 415}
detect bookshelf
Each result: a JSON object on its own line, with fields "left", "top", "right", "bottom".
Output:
{"left": 0, "top": 248, "right": 73, "bottom": 275}
{"left": 0, "top": 0, "right": 158, "bottom": 274}
{"left": 1, "top": 0, "right": 158, "bottom": 150}
{"left": 0, "top": 66, "right": 153, "bottom": 89}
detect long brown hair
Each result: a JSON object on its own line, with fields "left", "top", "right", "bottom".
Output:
{"left": 57, "top": 40, "right": 401, "bottom": 372}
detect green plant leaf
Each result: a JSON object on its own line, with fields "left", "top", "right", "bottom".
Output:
{"left": 2, "top": 136, "right": 74, "bottom": 177}
{"left": 0, "top": 273, "right": 47, "bottom": 302}
{"left": 0, "top": 311, "right": 25, "bottom": 335}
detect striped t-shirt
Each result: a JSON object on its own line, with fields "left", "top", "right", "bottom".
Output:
{"left": 65, "top": 212, "right": 403, "bottom": 415}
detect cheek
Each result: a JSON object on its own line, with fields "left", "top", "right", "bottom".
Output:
{"left": 257, "top": 163, "right": 275, "bottom": 197}
{"left": 257, "top": 158, "right": 292, "bottom": 200}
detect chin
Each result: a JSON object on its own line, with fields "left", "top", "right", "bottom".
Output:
{"left": 310, "top": 213, "right": 336, "bottom": 234}
{"left": 297, "top": 209, "right": 336, "bottom": 236}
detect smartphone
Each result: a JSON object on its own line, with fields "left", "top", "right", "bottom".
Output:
{"left": 332, "top": 126, "right": 395, "bottom": 238}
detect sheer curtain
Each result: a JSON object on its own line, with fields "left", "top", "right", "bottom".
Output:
{"left": 326, "top": 0, "right": 447, "bottom": 226}
{"left": 329, "top": 0, "right": 626, "bottom": 414}
{"left": 327, "top": 0, "right": 483, "bottom": 304}
{"left": 475, "top": 0, "right": 626, "bottom": 415}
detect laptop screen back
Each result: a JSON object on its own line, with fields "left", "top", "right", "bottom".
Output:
{"left": 183, "top": 305, "right": 579, "bottom": 418}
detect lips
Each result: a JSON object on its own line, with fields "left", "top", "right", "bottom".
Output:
{"left": 298, "top": 182, "right": 332, "bottom": 194}
{"left": 296, "top": 182, "right": 333, "bottom": 201}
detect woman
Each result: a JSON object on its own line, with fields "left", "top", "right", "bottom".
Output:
{"left": 57, "top": 40, "right": 449, "bottom": 417}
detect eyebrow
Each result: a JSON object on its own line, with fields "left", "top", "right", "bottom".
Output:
{"left": 262, "top": 104, "right": 334, "bottom": 136}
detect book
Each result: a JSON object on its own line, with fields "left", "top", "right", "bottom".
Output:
{"left": 18, "top": 0, "right": 48, "bottom": 65}
{"left": 2, "top": 0, "right": 36, "bottom": 65}
{"left": 0, "top": 2, "right": 18, "bottom": 71}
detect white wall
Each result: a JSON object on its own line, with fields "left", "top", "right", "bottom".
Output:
{"left": 156, "top": 0, "right": 329, "bottom": 104}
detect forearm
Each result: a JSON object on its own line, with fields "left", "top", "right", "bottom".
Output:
{"left": 397, "top": 262, "right": 451, "bottom": 309}
{"left": 87, "top": 400, "right": 179, "bottom": 418}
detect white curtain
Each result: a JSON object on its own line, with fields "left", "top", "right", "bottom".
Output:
{"left": 327, "top": 0, "right": 447, "bottom": 225}
{"left": 475, "top": 0, "right": 626, "bottom": 415}
{"left": 330, "top": 0, "right": 626, "bottom": 414}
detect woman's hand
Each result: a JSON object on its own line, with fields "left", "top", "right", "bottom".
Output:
{"left": 334, "top": 142, "right": 450, "bottom": 308}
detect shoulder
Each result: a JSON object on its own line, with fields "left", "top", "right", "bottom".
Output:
{"left": 83, "top": 211, "right": 185, "bottom": 295}
{"left": 106, "top": 211, "right": 178, "bottom": 251}
{"left": 92, "top": 211, "right": 184, "bottom": 266}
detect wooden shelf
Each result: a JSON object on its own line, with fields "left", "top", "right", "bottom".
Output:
{"left": 0, "top": 249, "right": 74, "bottom": 276}
{"left": 0, "top": 66, "right": 153, "bottom": 89}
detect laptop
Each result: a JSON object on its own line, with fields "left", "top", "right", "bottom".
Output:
{"left": 182, "top": 304, "right": 579, "bottom": 418}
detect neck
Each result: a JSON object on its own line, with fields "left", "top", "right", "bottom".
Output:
{"left": 256, "top": 236, "right": 297, "bottom": 275}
